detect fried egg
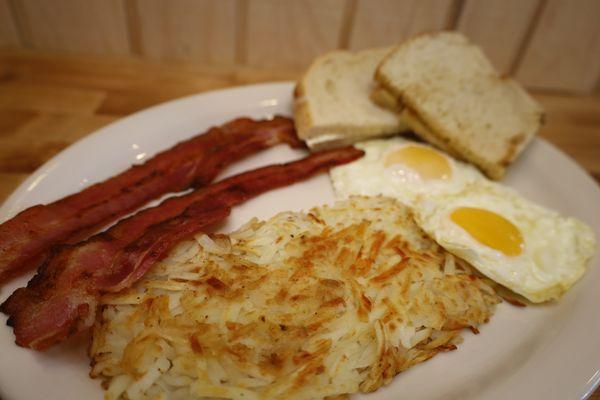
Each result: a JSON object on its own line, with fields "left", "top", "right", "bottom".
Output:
{"left": 330, "top": 137, "right": 596, "bottom": 303}
{"left": 414, "top": 182, "right": 596, "bottom": 303}
{"left": 330, "top": 138, "right": 483, "bottom": 207}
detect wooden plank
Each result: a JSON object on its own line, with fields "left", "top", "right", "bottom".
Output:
{"left": 245, "top": 0, "right": 347, "bottom": 67}
{"left": 130, "top": 0, "right": 236, "bottom": 64}
{"left": 348, "top": 0, "right": 454, "bottom": 50}
{"left": 13, "top": 0, "right": 130, "bottom": 56}
{"left": 0, "top": 113, "right": 117, "bottom": 173}
{"left": 539, "top": 121, "right": 600, "bottom": 176}
{"left": 0, "top": 109, "right": 37, "bottom": 138}
{"left": 0, "top": 172, "right": 28, "bottom": 203}
{"left": 0, "top": 49, "right": 237, "bottom": 115}
{"left": 534, "top": 92, "right": 600, "bottom": 175}
{"left": 515, "top": 0, "right": 600, "bottom": 93}
{"left": 233, "top": 65, "right": 303, "bottom": 85}
{"left": 0, "top": 0, "right": 20, "bottom": 47}
{"left": 0, "top": 49, "right": 235, "bottom": 87}
{"left": 457, "top": 0, "right": 541, "bottom": 73}
{"left": 0, "top": 81, "right": 105, "bottom": 114}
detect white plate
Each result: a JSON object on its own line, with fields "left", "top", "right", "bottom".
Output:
{"left": 1, "top": 82, "right": 599, "bottom": 400}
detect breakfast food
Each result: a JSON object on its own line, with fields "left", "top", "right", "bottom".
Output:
{"left": 331, "top": 137, "right": 483, "bottom": 207}
{"left": 90, "top": 196, "right": 500, "bottom": 400}
{"left": 294, "top": 47, "right": 408, "bottom": 151}
{"left": 0, "top": 116, "right": 301, "bottom": 284}
{"left": 0, "top": 29, "right": 596, "bottom": 400}
{"left": 2, "top": 147, "right": 363, "bottom": 350}
{"left": 414, "top": 182, "right": 596, "bottom": 302}
{"left": 331, "top": 137, "right": 596, "bottom": 303}
{"left": 375, "top": 32, "right": 545, "bottom": 180}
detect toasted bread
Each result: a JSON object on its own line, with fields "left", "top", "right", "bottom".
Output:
{"left": 294, "top": 48, "right": 408, "bottom": 151}
{"left": 376, "top": 32, "right": 544, "bottom": 179}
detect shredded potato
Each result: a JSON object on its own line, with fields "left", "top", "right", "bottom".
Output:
{"left": 90, "top": 196, "right": 500, "bottom": 400}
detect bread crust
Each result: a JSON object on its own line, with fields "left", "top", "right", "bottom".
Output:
{"left": 292, "top": 80, "right": 315, "bottom": 142}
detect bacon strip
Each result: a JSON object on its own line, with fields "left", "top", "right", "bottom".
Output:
{"left": 2, "top": 147, "right": 364, "bottom": 350}
{"left": 0, "top": 117, "right": 301, "bottom": 283}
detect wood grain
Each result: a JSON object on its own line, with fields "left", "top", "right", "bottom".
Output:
{"left": 245, "top": 0, "right": 346, "bottom": 67}
{"left": 130, "top": 0, "right": 237, "bottom": 64}
{"left": 0, "top": 113, "right": 118, "bottom": 172}
{"left": 0, "top": 81, "right": 105, "bottom": 114}
{"left": 457, "top": 0, "right": 541, "bottom": 73}
{"left": 515, "top": 0, "right": 600, "bottom": 92}
{"left": 13, "top": 0, "right": 131, "bottom": 56}
{"left": 0, "top": 109, "right": 36, "bottom": 137}
{"left": 0, "top": 50, "right": 237, "bottom": 115}
{"left": 0, "top": 172, "right": 27, "bottom": 202}
{"left": 0, "top": 0, "right": 20, "bottom": 47}
{"left": 535, "top": 93, "right": 600, "bottom": 175}
{"left": 348, "top": 0, "right": 454, "bottom": 50}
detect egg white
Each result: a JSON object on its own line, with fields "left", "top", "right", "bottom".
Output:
{"left": 414, "top": 182, "right": 597, "bottom": 303}
{"left": 330, "top": 138, "right": 483, "bottom": 207}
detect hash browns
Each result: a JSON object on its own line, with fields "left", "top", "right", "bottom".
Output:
{"left": 90, "top": 196, "right": 500, "bottom": 400}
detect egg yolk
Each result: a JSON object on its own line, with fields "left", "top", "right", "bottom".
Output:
{"left": 384, "top": 145, "right": 451, "bottom": 180}
{"left": 450, "top": 207, "right": 524, "bottom": 256}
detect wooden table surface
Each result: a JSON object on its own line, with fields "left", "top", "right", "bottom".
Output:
{"left": 0, "top": 50, "right": 599, "bottom": 399}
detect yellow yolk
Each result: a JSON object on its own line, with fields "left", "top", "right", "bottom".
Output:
{"left": 450, "top": 207, "right": 524, "bottom": 256}
{"left": 384, "top": 145, "right": 451, "bottom": 180}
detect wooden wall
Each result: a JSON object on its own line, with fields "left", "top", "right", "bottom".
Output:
{"left": 0, "top": 0, "right": 598, "bottom": 93}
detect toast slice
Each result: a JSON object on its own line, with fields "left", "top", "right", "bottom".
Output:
{"left": 376, "top": 32, "right": 544, "bottom": 180}
{"left": 294, "top": 48, "right": 408, "bottom": 151}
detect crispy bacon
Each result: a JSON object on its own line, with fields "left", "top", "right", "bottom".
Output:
{"left": 2, "top": 147, "right": 364, "bottom": 350}
{"left": 0, "top": 117, "right": 301, "bottom": 283}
